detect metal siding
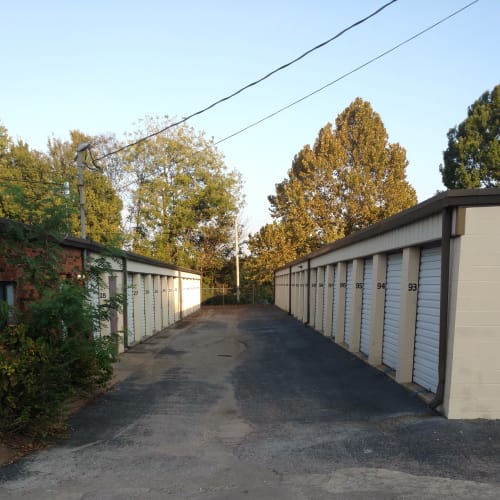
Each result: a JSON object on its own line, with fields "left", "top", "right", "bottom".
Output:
{"left": 413, "top": 247, "right": 441, "bottom": 392}
{"left": 127, "top": 273, "right": 135, "bottom": 345}
{"left": 360, "top": 259, "right": 373, "bottom": 356}
{"left": 344, "top": 262, "right": 353, "bottom": 345}
{"left": 309, "top": 213, "right": 442, "bottom": 268}
{"left": 332, "top": 265, "right": 338, "bottom": 339}
{"left": 382, "top": 253, "right": 402, "bottom": 369}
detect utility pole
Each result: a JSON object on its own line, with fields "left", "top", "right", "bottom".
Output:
{"left": 235, "top": 217, "right": 240, "bottom": 303}
{"left": 76, "top": 142, "right": 91, "bottom": 277}
{"left": 76, "top": 142, "right": 91, "bottom": 239}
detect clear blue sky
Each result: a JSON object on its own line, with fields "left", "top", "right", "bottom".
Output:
{"left": 1, "top": 0, "right": 499, "bottom": 234}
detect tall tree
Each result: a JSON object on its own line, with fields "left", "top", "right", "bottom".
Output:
{"left": 440, "top": 84, "right": 500, "bottom": 189}
{"left": 246, "top": 222, "right": 297, "bottom": 285}
{"left": 246, "top": 96, "right": 419, "bottom": 283}
{"left": 0, "top": 127, "right": 68, "bottom": 228}
{"left": 123, "top": 116, "right": 243, "bottom": 273}
{"left": 268, "top": 98, "right": 416, "bottom": 257}
{"left": 47, "top": 130, "right": 124, "bottom": 244}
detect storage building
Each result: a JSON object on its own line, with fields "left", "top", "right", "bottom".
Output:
{"left": 0, "top": 220, "right": 201, "bottom": 351}
{"left": 274, "top": 189, "right": 500, "bottom": 419}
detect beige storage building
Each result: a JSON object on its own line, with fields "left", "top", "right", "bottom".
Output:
{"left": 274, "top": 189, "right": 500, "bottom": 419}
{"left": 85, "top": 246, "right": 201, "bottom": 351}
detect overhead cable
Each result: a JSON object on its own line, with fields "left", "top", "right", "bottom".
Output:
{"left": 94, "top": 0, "right": 399, "bottom": 161}
{"left": 215, "top": 0, "right": 480, "bottom": 145}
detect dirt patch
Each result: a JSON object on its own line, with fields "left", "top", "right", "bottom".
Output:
{"left": 0, "top": 434, "right": 47, "bottom": 466}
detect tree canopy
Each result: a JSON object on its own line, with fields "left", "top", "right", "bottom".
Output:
{"left": 0, "top": 126, "right": 123, "bottom": 244}
{"left": 440, "top": 84, "right": 500, "bottom": 189}
{"left": 0, "top": 119, "right": 245, "bottom": 284}
{"left": 248, "top": 98, "right": 417, "bottom": 284}
{"left": 122, "top": 116, "right": 243, "bottom": 275}
{"left": 47, "top": 130, "right": 124, "bottom": 244}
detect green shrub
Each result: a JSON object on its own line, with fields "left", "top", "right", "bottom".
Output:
{"left": 0, "top": 324, "right": 63, "bottom": 436}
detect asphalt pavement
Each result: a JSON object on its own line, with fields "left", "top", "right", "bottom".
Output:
{"left": 0, "top": 305, "right": 499, "bottom": 499}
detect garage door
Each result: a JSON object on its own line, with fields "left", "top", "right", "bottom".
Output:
{"left": 317, "top": 267, "right": 325, "bottom": 332}
{"left": 161, "top": 276, "right": 168, "bottom": 329}
{"left": 310, "top": 269, "right": 317, "bottom": 328}
{"left": 139, "top": 275, "right": 147, "bottom": 338}
{"left": 344, "top": 261, "right": 353, "bottom": 345}
{"left": 126, "top": 273, "right": 135, "bottom": 346}
{"left": 360, "top": 258, "right": 373, "bottom": 356}
{"left": 322, "top": 267, "right": 331, "bottom": 335}
{"left": 382, "top": 253, "right": 402, "bottom": 369}
{"left": 413, "top": 247, "right": 441, "bottom": 392}
{"left": 151, "top": 276, "right": 156, "bottom": 332}
{"left": 331, "top": 265, "right": 338, "bottom": 339}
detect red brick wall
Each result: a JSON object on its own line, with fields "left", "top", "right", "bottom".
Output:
{"left": 0, "top": 242, "right": 83, "bottom": 307}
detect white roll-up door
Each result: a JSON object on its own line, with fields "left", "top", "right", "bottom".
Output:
{"left": 161, "top": 276, "right": 168, "bottom": 329}
{"left": 310, "top": 269, "right": 317, "bottom": 328}
{"left": 382, "top": 253, "right": 402, "bottom": 369}
{"left": 168, "top": 277, "right": 174, "bottom": 325}
{"left": 127, "top": 273, "right": 135, "bottom": 346}
{"left": 344, "top": 261, "right": 353, "bottom": 345}
{"left": 140, "top": 275, "right": 147, "bottom": 338}
{"left": 413, "top": 247, "right": 441, "bottom": 393}
{"left": 151, "top": 276, "right": 156, "bottom": 332}
{"left": 316, "top": 267, "right": 324, "bottom": 332}
{"left": 319, "top": 266, "right": 328, "bottom": 334}
{"left": 360, "top": 258, "right": 373, "bottom": 356}
{"left": 331, "top": 265, "right": 338, "bottom": 339}
{"left": 322, "top": 268, "right": 329, "bottom": 333}
{"left": 300, "top": 271, "right": 307, "bottom": 323}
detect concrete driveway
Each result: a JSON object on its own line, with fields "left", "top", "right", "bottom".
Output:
{"left": 1, "top": 305, "right": 499, "bottom": 499}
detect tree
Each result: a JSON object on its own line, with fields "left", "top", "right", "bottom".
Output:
{"left": 0, "top": 137, "right": 75, "bottom": 240}
{"left": 268, "top": 98, "right": 416, "bottom": 255}
{"left": 0, "top": 197, "right": 122, "bottom": 436}
{"left": 246, "top": 222, "right": 297, "bottom": 285}
{"left": 123, "top": 116, "right": 244, "bottom": 274}
{"left": 47, "top": 130, "right": 124, "bottom": 245}
{"left": 0, "top": 125, "right": 123, "bottom": 245}
{"left": 440, "top": 84, "right": 500, "bottom": 189}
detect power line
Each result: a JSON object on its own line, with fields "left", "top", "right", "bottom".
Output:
{"left": 215, "top": 0, "right": 480, "bottom": 145}
{"left": 94, "top": 0, "right": 398, "bottom": 161}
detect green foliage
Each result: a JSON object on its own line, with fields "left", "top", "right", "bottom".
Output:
{"left": 0, "top": 125, "right": 124, "bottom": 245}
{"left": 247, "top": 98, "right": 417, "bottom": 282}
{"left": 123, "top": 116, "right": 244, "bottom": 274}
{"left": 0, "top": 324, "right": 59, "bottom": 435}
{"left": 440, "top": 84, "right": 500, "bottom": 189}
{"left": 246, "top": 223, "right": 298, "bottom": 285}
{"left": 47, "top": 130, "right": 124, "bottom": 244}
{"left": 0, "top": 198, "right": 124, "bottom": 436}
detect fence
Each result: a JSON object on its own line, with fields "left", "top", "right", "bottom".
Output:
{"left": 201, "top": 285, "right": 274, "bottom": 306}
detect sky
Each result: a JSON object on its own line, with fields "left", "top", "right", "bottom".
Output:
{"left": 1, "top": 0, "right": 499, "bottom": 235}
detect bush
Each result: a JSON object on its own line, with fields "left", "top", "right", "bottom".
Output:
{"left": 0, "top": 321, "right": 119, "bottom": 436}
{"left": 0, "top": 324, "right": 62, "bottom": 436}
